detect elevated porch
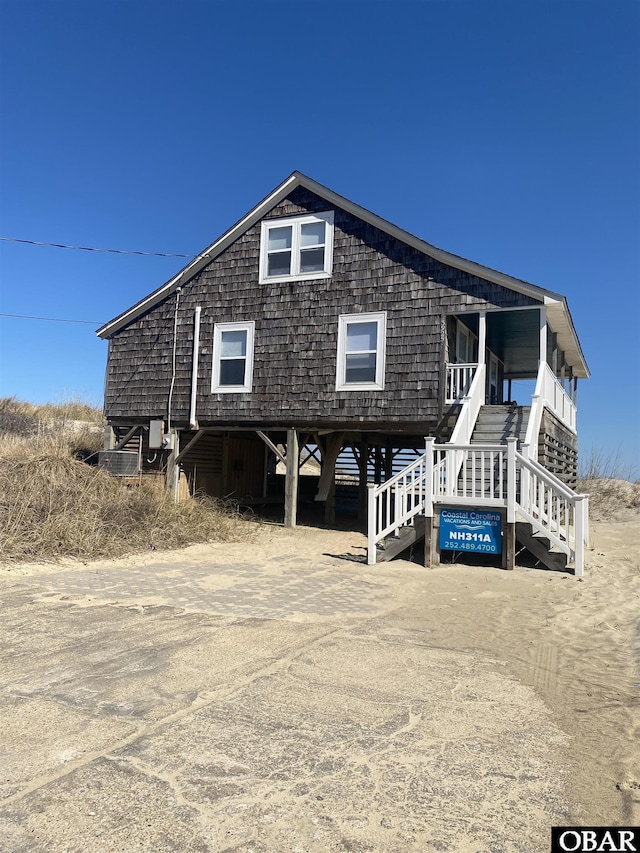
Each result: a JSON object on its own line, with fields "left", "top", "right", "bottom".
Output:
{"left": 444, "top": 306, "right": 580, "bottom": 485}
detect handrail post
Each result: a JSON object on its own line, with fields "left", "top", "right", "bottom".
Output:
{"left": 424, "top": 438, "right": 435, "bottom": 518}
{"left": 506, "top": 437, "right": 517, "bottom": 524}
{"left": 574, "top": 493, "right": 587, "bottom": 577}
{"left": 367, "top": 484, "right": 377, "bottom": 565}
{"left": 446, "top": 447, "right": 455, "bottom": 497}
{"left": 520, "top": 443, "right": 530, "bottom": 511}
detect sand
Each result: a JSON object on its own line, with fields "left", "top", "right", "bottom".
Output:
{"left": 0, "top": 512, "right": 638, "bottom": 851}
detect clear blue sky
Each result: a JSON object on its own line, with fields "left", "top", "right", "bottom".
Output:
{"left": 1, "top": 0, "right": 638, "bottom": 473}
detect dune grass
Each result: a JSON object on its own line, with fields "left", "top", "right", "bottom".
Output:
{"left": 0, "top": 397, "right": 253, "bottom": 563}
{"left": 577, "top": 445, "right": 640, "bottom": 520}
{"left": 0, "top": 395, "right": 103, "bottom": 433}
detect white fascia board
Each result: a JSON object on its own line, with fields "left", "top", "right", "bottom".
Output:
{"left": 546, "top": 300, "right": 590, "bottom": 378}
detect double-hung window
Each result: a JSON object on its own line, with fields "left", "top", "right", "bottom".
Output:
{"left": 259, "top": 212, "right": 334, "bottom": 283}
{"left": 211, "top": 321, "right": 255, "bottom": 393}
{"left": 336, "top": 312, "right": 386, "bottom": 391}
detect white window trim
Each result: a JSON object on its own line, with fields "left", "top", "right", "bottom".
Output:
{"left": 259, "top": 211, "right": 334, "bottom": 284}
{"left": 211, "top": 321, "right": 255, "bottom": 393}
{"left": 336, "top": 311, "right": 386, "bottom": 391}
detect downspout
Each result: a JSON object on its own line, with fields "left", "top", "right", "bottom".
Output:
{"left": 166, "top": 286, "right": 182, "bottom": 432}
{"left": 189, "top": 306, "right": 201, "bottom": 429}
{"left": 102, "top": 339, "right": 115, "bottom": 450}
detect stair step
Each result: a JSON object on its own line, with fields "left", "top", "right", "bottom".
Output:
{"left": 470, "top": 404, "right": 531, "bottom": 452}
{"left": 377, "top": 517, "right": 426, "bottom": 563}
{"left": 473, "top": 422, "right": 528, "bottom": 429}
{"left": 515, "top": 522, "right": 568, "bottom": 572}
{"left": 471, "top": 433, "right": 526, "bottom": 439}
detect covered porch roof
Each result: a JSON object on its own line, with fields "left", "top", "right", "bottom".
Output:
{"left": 458, "top": 307, "right": 587, "bottom": 380}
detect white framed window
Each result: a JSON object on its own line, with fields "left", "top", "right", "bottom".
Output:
{"left": 211, "top": 321, "right": 255, "bottom": 393}
{"left": 259, "top": 211, "right": 334, "bottom": 283}
{"left": 336, "top": 312, "right": 386, "bottom": 391}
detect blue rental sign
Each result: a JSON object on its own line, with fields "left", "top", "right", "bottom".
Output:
{"left": 439, "top": 508, "right": 502, "bottom": 554}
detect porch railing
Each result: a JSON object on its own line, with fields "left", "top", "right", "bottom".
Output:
{"left": 524, "top": 362, "right": 577, "bottom": 460}
{"left": 445, "top": 363, "right": 477, "bottom": 404}
{"left": 367, "top": 437, "right": 588, "bottom": 575}
{"left": 541, "top": 361, "right": 577, "bottom": 431}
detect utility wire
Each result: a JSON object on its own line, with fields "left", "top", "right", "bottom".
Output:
{"left": 0, "top": 312, "right": 102, "bottom": 325}
{"left": 0, "top": 236, "right": 195, "bottom": 258}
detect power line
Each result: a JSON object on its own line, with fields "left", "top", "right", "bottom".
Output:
{"left": 0, "top": 236, "right": 195, "bottom": 258}
{"left": 0, "top": 312, "right": 102, "bottom": 325}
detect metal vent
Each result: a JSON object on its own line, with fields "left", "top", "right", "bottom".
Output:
{"left": 98, "top": 450, "right": 139, "bottom": 476}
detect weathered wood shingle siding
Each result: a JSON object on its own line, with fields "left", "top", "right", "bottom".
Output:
{"left": 104, "top": 187, "right": 538, "bottom": 428}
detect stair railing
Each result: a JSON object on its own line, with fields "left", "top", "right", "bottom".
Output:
{"left": 515, "top": 450, "right": 589, "bottom": 577}
{"left": 523, "top": 362, "right": 545, "bottom": 461}
{"left": 366, "top": 433, "right": 588, "bottom": 576}
{"left": 447, "top": 362, "right": 486, "bottom": 485}
{"left": 448, "top": 363, "right": 486, "bottom": 445}
{"left": 523, "top": 362, "right": 577, "bottom": 461}
{"left": 367, "top": 451, "right": 430, "bottom": 565}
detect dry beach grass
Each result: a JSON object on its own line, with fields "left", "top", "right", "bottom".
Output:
{"left": 0, "top": 398, "right": 253, "bottom": 562}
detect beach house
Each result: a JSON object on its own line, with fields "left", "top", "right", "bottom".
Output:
{"left": 97, "top": 173, "right": 589, "bottom": 574}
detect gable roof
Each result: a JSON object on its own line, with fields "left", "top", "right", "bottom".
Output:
{"left": 96, "top": 172, "right": 589, "bottom": 377}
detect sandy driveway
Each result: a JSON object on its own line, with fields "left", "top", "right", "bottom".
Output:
{"left": 0, "top": 519, "right": 638, "bottom": 852}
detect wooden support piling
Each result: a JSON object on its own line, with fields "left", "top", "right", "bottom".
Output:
{"left": 505, "top": 522, "right": 516, "bottom": 571}
{"left": 284, "top": 428, "right": 299, "bottom": 528}
{"left": 315, "top": 432, "right": 344, "bottom": 502}
{"left": 357, "top": 439, "right": 368, "bottom": 523}
{"left": 424, "top": 515, "right": 434, "bottom": 567}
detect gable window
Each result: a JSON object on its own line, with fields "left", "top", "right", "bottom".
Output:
{"left": 212, "top": 321, "right": 255, "bottom": 393}
{"left": 259, "top": 212, "right": 334, "bottom": 283}
{"left": 336, "top": 312, "right": 386, "bottom": 391}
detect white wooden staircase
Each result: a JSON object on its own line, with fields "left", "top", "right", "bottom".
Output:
{"left": 471, "top": 404, "right": 530, "bottom": 447}
{"left": 367, "top": 364, "right": 588, "bottom": 575}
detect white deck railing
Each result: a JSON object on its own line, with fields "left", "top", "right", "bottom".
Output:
{"left": 524, "top": 362, "right": 577, "bottom": 460}
{"left": 367, "top": 437, "right": 588, "bottom": 576}
{"left": 433, "top": 443, "right": 507, "bottom": 503}
{"left": 445, "top": 363, "right": 477, "bottom": 404}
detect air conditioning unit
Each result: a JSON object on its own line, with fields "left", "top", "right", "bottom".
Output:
{"left": 98, "top": 450, "right": 139, "bottom": 476}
